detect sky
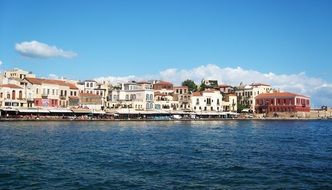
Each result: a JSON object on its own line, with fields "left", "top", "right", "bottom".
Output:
{"left": 0, "top": 0, "right": 332, "bottom": 106}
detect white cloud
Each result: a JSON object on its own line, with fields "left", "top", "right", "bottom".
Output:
{"left": 15, "top": 40, "right": 77, "bottom": 58}
{"left": 95, "top": 64, "right": 332, "bottom": 107}
{"left": 95, "top": 75, "right": 140, "bottom": 84}
{"left": 0, "top": 60, "right": 2, "bottom": 65}
{"left": 48, "top": 74, "right": 60, "bottom": 79}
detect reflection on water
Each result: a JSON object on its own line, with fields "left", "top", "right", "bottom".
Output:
{"left": 0, "top": 120, "right": 331, "bottom": 189}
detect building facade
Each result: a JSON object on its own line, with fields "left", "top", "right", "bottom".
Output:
{"left": 191, "top": 90, "right": 223, "bottom": 112}
{"left": 255, "top": 92, "right": 310, "bottom": 113}
{"left": 235, "top": 83, "right": 273, "bottom": 112}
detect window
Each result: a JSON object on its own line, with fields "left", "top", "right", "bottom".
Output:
{"left": 19, "top": 91, "right": 22, "bottom": 99}
{"left": 217, "top": 99, "right": 220, "bottom": 105}
{"left": 206, "top": 98, "right": 211, "bottom": 105}
{"left": 196, "top": 98, "right": 199, "bottom": 105}
{"left": 12, "top": 90, "right": 16, "bottom": 99}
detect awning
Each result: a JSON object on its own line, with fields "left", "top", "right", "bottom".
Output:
{"left": 49, "top": 109, "right": 73, "bottom": 113}
{"left": 1, "top": 108, "right": 18, "bottom": 112}
{"left": 195, "top": 112, "right": 227, "bottom": 116}
{"left": 92, "top": 110, "right": 106, "bottom": 114}
{"left": 37, "top": 109, "right": 50, "bottom": 113}
{"left": 18, "top": 109, "right": 38, "bottom": 113}
{"left": 242, "top": 108, "right": 250, "bottom": 113}
{"left": 71, "top": 109, "right": 92, "bottom": 114}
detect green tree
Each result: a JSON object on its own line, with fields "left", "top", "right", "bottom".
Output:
{"left": 237, "top": 104, "right": 249, "bottom": 113}
{"left": 181, "top": 79, "right": 197, "bottom": 93}
{"left": 199, "top": 81, "right": 207, "bottom": 91}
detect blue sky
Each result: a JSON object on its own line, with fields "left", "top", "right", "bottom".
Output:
{"left": 0, "top": 0, "right": 332, "bottom": 82}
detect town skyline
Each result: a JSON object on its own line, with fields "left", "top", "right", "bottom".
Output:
{"left": 1, "top": 0, "right": 331, "bottom": 106}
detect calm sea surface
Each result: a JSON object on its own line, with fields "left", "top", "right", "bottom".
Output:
{"left": 0, "top": 120, "right": 331, "bottom": 189}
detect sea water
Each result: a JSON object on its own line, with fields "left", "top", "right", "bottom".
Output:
{"left": 0, "top": 120, "right": 331, "bottom": 189}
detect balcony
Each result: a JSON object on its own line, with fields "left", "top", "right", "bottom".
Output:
{"left": 27, "top": 98, "right": 34, "bottom": 102}
{"left": 42, "top": 93, "right": 48, "bottom": 99}
{"left": 59, "top": 95, "right": 67, "bottom": 100}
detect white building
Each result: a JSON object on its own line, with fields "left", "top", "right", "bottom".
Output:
{"left": 108, "top": 81, "right": 154, "bottom": 111}
{"left": 0, "top": 84, "right": 26, "bottom": 108}
{"left": 191, "top": 90, "right": 223, "bottom": 112}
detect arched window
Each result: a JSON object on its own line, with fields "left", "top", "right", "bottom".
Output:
{"left": 7, "top": 93, "right": 10, "bottom": 99}
{"left": 19, "top": 91, "right": 23, "bottom": 99}
{"left": 12, "top": 90, "right": 16, "bottom": 100}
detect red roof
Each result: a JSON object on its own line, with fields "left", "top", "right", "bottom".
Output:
{"left": 256, "top": 92, "right": 309, "bottom": 99}
{"left": 156, "top": 81, "right": 173, "bottom": 85}
{"left": 25, "top": 77, "right": 78, "bottom": 89}
{"left": 0, "top": 84, "right": 22, "bottom": 89}
{"left": 192, "top": 92, "right": 202, "bottom": 96}
{"left": 67, "top": 83, "right": 79, "bottom": 90}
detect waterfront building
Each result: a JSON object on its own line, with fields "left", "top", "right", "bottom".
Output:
{"left": 173, "top": 86, "right": 191, "bottom": 111}
{"left": 79, "top": 93, "right": 103, "bottom": 110}
{"left": 255, "top": 92, "right": 311, "bottom": 113}
{"left": 191, "top": 89, "right": 223, "bottom": 112}
{"left": 154, "top": 91, "right": 177, "bottom": 111}
{"left": 68, "top": 83, "right": 80, "bottom": 107}
{"left": 23, "top": 77, "right": 79, "bottom": 108}
{"left": 222, "top": 93, "right": 237, "bottom": 112}
{"left": 0, "top": 84, "right": 26, "bottom": 108}
{"left": 235, "top": 83, "right": 273, "bottom": 112}
{"left": 108, "top": 81, "right": 154, "bottom": 111}
{"left": 77, "top": 80, "right": 109, "bottom": 108}
{"left": 153, "top": 80, "right": 176, "bottom": 111}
